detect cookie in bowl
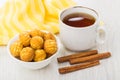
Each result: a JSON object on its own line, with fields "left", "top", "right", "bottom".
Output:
{"left": 7, "top": 29, "right": 60, "bottom": 69}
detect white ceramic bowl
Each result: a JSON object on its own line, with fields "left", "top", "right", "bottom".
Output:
{"left": 7, "top": 34, "right": 60, "bottom": 70}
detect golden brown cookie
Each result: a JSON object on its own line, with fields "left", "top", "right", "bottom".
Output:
{"left": 10, "top": 40, "right": 23, "bottom": 57}
{"left": 43, "top": 32, "right": 56, "bottom": 41}
{"left": 44, "top": 39, "right": 57, "bottom": 55}
{"left": 30, "top": 36, "right": 44, "bottom": 49}
{"left": 34, "top": 49, "right": 46, "bottom": 62}
{"left": 30, "top": 29, "right": 44, "bottom": 37}
{"left": 19, "top": 31, "right": 31, "bottom": 46}
{"left": 38, "top": 30, "right": 45, "bottom": 38}
{"left": 20, "top": 47, "right": 34, "bottom": 62}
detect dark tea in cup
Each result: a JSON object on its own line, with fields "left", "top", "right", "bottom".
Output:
{"left": 59, "top": 6, "right": 106, "bottom": 51}
{"left": 63, "top": 12, "right": 96, "bottom": 28}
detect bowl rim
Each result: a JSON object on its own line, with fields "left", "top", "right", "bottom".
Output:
{"left": 7, "top": 32, "right": 61, "bottom": 64}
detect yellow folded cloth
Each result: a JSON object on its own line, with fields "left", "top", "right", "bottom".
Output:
{"left": 0, "top": 0, "right": 76, "bottom": 45}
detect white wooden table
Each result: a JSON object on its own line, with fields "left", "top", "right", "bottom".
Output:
{"left": 0, "top": 0, "right": 120, "bottom": 80}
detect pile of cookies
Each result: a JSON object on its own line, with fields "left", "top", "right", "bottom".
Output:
{"left": 10, "top": 29, "right": 58, "bottom": 62}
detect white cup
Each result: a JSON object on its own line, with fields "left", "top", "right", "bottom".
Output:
{"left": 59, "top": 6, "right": 106, "bottom": 51}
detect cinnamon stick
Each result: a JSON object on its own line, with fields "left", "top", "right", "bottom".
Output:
{"left": 57, "top": 50, "right": 98, "bottom": 63}
{"left": 70, "top": 52, "right": 111, "bottom": 65}
{"left": 59, "top": 60, "right": 100, "bottom": 74}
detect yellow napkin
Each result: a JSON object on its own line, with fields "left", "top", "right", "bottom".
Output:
{"left": 0, "top": 0, "right": 76, "bottom": 45}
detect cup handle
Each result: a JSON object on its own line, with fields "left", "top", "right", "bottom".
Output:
{"left": 96, "top": 26, "right": 106, "bottom": 44}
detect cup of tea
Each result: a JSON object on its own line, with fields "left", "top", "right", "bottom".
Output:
{"left": 59, "top": 6, "right": 106, "bottom": 51}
